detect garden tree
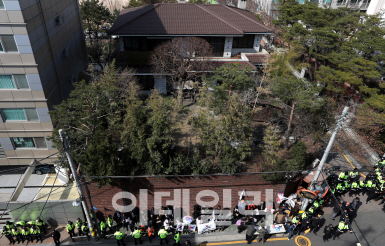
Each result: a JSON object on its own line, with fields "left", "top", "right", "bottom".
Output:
{"left": 350, "top": 14, "right": 385, "bottom": 73}
{"left": 261, "top": 124, "right": 284, "bottom": 181}
{"left": 86, "top": 41, "right": 115, "bottom": 70}
{"left": 286, "top": 141, "right": 307, "bottom": 171}
{"left": 353, "top": 103, "right": 385, "bottom": 153}
{"left": 166, "top": 154, "right": 214, "bottom": 175}
{"left": 121, "top": 89, "right": 185, "bottom": 175}
{"left": 123, "top": 0, "right": 144, "bottom": 8}
{"left": 274, "top": 2, "right": 384, "bottom": 104}
{"left": 269, "top": 75, "right": 323, "bottom": 150}
{"left": 49, "top": 62, "right": 136, "bottom": 186}
{"left": 192, "top": 93, "right": 253, "bottom": 164}
{"left": 80, "top": 0, "right": 111, "bottom": 35}
{"left": 151, "top": 37, "right": 213, "bottom": 103}
{"left": 206, "top": 63, "right": 255, "bottom": 114}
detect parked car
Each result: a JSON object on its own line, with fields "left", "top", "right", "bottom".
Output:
{"left": 34, "top": 164, "right": 55, "bottom": 175}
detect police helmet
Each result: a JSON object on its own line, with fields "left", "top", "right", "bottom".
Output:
{"left": 3, "top": 226, "right": 7, "bottom": 230}
{"left": 354, "top": 168, "right": 357, "bottom": 171}
{"left": 77, "top": 218, "right": 81, "bottom": 221}
{"left": 68, "top": 221, "right": 72, "bottom": 224}
{"left": 5, "top": 221, "right": 9, "bottom": 225}
{"left": 37, "top": 217, "right": 40, "bottom": 220}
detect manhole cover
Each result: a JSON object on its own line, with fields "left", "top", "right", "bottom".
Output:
{"left": 295, "top": 236, "right": 311, "bottom": 246}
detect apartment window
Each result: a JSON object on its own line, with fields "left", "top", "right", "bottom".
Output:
{"left": 232, "top": 35, "right": 255, "bottom": 49}
{"left": 0, "top": 75, "right": 29, "bottom": 89}
{"left": 0, "top": 36, "right": 18, "bottom": 52}
{"left": 1, "top": 108, "right": 39, "bottom": 121}
{"left": 12, "top": 137, "right": 47, "bottom": 149}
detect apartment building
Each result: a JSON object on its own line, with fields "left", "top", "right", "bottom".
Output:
{"left": 0, "top": 0, "right": 86, "bottom": 165}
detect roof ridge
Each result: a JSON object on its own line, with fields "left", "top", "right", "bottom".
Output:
{"left": 223, "top": 5, "right": 271, "bottom": 32}
{"left": 195, "top": 4, "right": 244, "bottom": 34}
{"left": 109, "top": 4, "right": 161, "bottom": 33}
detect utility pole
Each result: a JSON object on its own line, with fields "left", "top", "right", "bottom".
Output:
{"left": 59, "top": 129, "right": 96, "bottom": 241}
{"left": 301, "top": 106, "right": 349, "bottom": 210}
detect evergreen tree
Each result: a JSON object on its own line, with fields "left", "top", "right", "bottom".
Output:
{"left": 80, "top": 0, "right": 111, "bottom": 34}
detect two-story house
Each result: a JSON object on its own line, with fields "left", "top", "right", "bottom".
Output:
{"left": 109, "top": 3, "right": 272, "bottom": 94}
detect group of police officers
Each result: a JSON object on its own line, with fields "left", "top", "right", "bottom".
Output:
{"left": 2, "top": 217, "right": 46, "bottom": 245}
{"left": 289, "top": 157, "right": 385, "bottom": 242}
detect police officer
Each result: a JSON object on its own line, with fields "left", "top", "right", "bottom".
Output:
{"left": 349, "top": 168, "right": 359, "bottom": 182}
{"left": 5, "top": 221, "right": 15, "bottom": 230}
{"left": 349, "top": 180, "right": 359, "bottom": 197}
{"left": 359, "top": 180, "right": 367, "bottom": 195}
{"left": 308, "top": 205, "right": 316, "bottom": 215}
{"left": 333, "top": 221, "right": 349, "bottom": 240}
{"left": 21, "top": 225, "right": 31, "bottom": 243}
{"left": 323, "top": 224, "right": 333, "bottom": 242}
{"left": 2, "top": 226, "right": 16, "bottom": 245}
{"left": 338, "top": 171, "right": 348, "bottom": 181}
{"left": 36, "top": 217, "right": 47, "bottom": 234}
{"left": 11, "top": 226, "right": 22, "bottom": 244}
{"left": 158, "top": 227, "right": 169, "bottom": 245}
{"left": 76, "top": 218, "right": 83, "bottom": 236}
{"left": 82, "top": 222, "right": 91, "bottom": 240}
{"left": 52, "top": 228, "right": 61, "bottom": 246}
{"left": 174, "top": 231, "right": 181, "bottom": 246}
{"left": 292, "top": 215, "right": 301, "bottom": 235}
{"left": 32, "top": 224, "right": 43, "bottom": 243}
{"left": 107, "top": 215, "right": 114, "bottom": 234}
{"left": 298, "top": 216, "right": 310, "bottom": 235}
{"left": 132, "top": 227, "right": 142, "bottom": 245}
{"left": 334, "top": 182, "right": 345, "bottom": 196}
{"left": 100, "top": 220, "right": 107, "bottom": 238}
{"left": 15, "top": 220, "right": 26, "bottom": 228}
{"left": 114, "top": 230, "right": 126, "bottom": 246}
{"left": 66, "top": 221, "right": 76, "bottom": 238}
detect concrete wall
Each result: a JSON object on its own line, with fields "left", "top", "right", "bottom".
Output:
{"left": 0, "top": 200, "right": 84, "bottom": 226}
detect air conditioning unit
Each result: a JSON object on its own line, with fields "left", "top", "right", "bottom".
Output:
{"left": 63, "top": 47, "right": 69, "bottom": 57}
{"left": 55, "top": 16, "right": 61, "bottom": 25}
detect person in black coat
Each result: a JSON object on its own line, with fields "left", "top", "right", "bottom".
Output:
{"left": 298, "top": 217, "right": 310, "bottom": 235}
{"left": 323, "top": 224, "right": 333, "bottom": 242}
{"left": 309, "top": 215, "right": 320, "bottom": 235}
{"left": 52, "top": 229, "right": 61, "bottom": 246}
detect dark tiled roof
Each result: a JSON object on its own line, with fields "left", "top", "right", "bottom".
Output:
{"left": 109, "top": 3, "right": 272, "bottom": 36}
{"left": 203, "top": 5, "right": 271, "bottom": 33}
{"left": 246, "top": 54, "right": 268, "bottom": 64}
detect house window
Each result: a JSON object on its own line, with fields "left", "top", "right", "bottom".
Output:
{"left": 232, "top": 35, "right": 255, "bottom": 49}
{"left": 202, "top": 37, "right": 225, "bottom": 57}
{"left": 12, "top": 137, "right": 47, "bottom": 149}
{"left": 124, "top": 37, "right": 148, "bottom": 51}
{"left": 1, "top": 108, "right": 39, "bottom": 121}
{"left": 0, "top": 36, "right": 18, "bottom": 52}
{"left": 0, "top": 75, "right": 29, "bottom": 89}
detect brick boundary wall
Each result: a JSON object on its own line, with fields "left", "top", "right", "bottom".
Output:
{"left": 84, "top": 174, "right": 286, "bottom": 219}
